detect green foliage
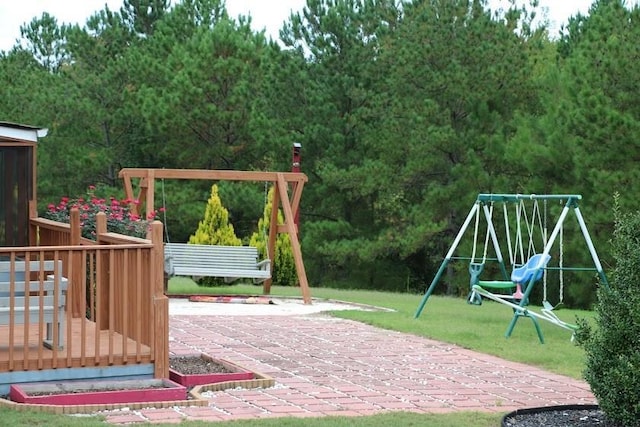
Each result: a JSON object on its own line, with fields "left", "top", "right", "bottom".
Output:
{"left": 189, "top": 184, "right": 242, "bottom": 286}
{"left": 249, "top": 187, "right": 297, "bottom": 286}
{"left": 509, "top": 0, "right": 640, "bottom": 306}
{"left": 135, "top": 0, "right": 268, "bottom": 171}
{"left": 217, "top": 182, "right": 264, "bottom": 239}
{"left": 575, "top": 197, "right": 640, "bottom": 426}
{"left": 5, "top": 0, "right": 640, "bottom": 308}
{"left": 158, "top": 180, "right": 209, "bottom": 244}
{"left": 189, "top": 184, "right": 241, "bottom": 245}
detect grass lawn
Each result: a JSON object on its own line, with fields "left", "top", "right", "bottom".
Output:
{"left": 7, "top": 278, "right": 590, "bottom": 425}
{"left": 0, "top": 407, "right": 502, "bottom": 426}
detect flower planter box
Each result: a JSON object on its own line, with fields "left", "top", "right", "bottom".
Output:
{"left": 10, "top": 378, "right": 186, "bottom": 405}
{"left": 169, "top": 354, "right": 254, "bottom": 387}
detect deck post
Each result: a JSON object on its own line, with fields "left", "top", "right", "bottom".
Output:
{"left": 95, "top": 213, "right": 109, "bottom": 329}
{"left": 151, "top": 221, "right": 169, "bottom": 378}
{"left": 29, "top": 200, "right": 38, "bottom": 245}
{"left": 70, "top": 208, "right": 84, "bottom": 318}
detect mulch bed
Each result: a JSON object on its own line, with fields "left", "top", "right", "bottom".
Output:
{"left": 503, "top": 406, "right": 622, "bottom": 427}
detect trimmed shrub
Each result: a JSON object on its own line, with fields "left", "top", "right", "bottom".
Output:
{"left": 189, "top": 184, "right": 241, "bottom": 286}
{"left": 575, "top": 200, "right": 640, "bottom": 427}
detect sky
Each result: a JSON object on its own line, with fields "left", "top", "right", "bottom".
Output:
{"left": 0, "top": 0, "right": 625, "bottom": 53}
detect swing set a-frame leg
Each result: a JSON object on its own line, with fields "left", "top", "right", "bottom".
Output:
{"left": 506, "top": 310, "right": 545, "bottom": 344}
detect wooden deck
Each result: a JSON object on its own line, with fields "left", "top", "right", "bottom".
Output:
{"left": 0, "top": 318, "right": 152, "bottom": 372}
{"left": 1, "top": 132, "right": 169, "bottom": 388}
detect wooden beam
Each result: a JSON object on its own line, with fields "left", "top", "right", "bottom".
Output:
{"left": 146, "top": 171, "right": 155, "bottom": 220}
{"left": 263, "top": 184, "right": 279, "bottom": 296}
{"left": 70, "top": 209, "right": 84, "bottom": 318}
{"left": 119, "top": 168, "right": 307, "bottom": 183}
{"left": 276, "top": 173, "right": 311, "bottom": 304}
{"left": 290, "top": 181, "right": 305, "bottom": 223}
{"left": 135, "top": 178, "right": 148, "bottom": 217}
{"left": 122, "top": 174, "right": 135, "bottom": 212}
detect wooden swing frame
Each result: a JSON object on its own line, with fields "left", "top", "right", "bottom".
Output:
{"left": 118, "top": 168, "right": 311, "bottom": 304}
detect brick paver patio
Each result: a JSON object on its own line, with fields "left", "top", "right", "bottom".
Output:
{"left": 102, "top": 308, "right": 595, "bottom": 424}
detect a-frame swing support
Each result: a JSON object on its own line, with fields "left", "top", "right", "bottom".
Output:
{"left": 118, "top": 168, "right": 311, "bottom": 304}
{"left": 414, "top": 194, "right": 608, "bottom": 340}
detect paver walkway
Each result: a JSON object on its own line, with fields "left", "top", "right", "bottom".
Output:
{"left": 103, "top": 311, "right": 595, "bottom": 424}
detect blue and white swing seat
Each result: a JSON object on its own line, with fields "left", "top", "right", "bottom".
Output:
{"left": 469, "top": 253, "right": 578, "bottom": 334}
{"left": 469, "top": 253, "right": 551, "bottom": 303}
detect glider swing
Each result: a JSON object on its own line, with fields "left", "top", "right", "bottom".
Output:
{"left": 160, "top": 178, "right": 272, "bottom": 285}
{"left": 414, "top": 194, "right": 608, "bottom": 343}
{"left": 118, "top": 168, "right": 311, "bottom": 304}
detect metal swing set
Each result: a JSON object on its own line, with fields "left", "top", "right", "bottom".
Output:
{"left": 414, "top": 194, "right": 608, "bottom": 343}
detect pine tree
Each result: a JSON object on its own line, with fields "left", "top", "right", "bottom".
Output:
{"left": 249, "top": 187, "right": 297, "bottom": 286}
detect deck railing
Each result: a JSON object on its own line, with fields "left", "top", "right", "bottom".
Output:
{"left": 0, "top": 209, "right": 168, "bottom": 377}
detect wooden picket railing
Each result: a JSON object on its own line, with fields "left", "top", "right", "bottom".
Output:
{"left": 0, "top": 209, "right": 168, "bottom": 378}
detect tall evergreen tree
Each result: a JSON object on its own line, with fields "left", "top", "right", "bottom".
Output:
{"left": 135, "top": 0, "right": 268, "bottom": 170}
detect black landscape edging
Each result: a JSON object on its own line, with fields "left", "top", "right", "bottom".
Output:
{"left": 501, "top": 404, "right": 600, "bottom": 427}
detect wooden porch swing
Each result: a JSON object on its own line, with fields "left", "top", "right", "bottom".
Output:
{"left": 118, "top": 168, "right": 311, "bottom": 304}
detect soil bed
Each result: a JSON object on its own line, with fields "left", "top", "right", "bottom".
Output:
{"left": 26, "top": 383, "right": 167, "bottom": 396}
{"left": 169, "top": 354, "right": 255, "bottom": 387}
{"left": 503, "top": 405, "right": 622, "bottom": 427}
{"left": 10, "top": 378, "right": 186, "bottom": 405}
{"left": 170, "top": 355, "right": 235, "bottom": 375}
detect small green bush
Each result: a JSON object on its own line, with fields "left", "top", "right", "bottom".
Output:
{"left": 249, "top": 187, "right": 297, "bottom": 286}
{"left": 575, "top": 200, "right": 640, "bottom": 427}
{"left": 189, "top": 184, "right": 241, "bottom": 286}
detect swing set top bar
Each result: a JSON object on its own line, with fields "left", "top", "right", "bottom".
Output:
{"left": 118, "top": 168, "right": 307, "bottom": 183}
{"left": 476, "top": 193, "right": 582, "bottom": 203}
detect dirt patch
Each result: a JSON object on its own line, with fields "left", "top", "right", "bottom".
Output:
{"left": 10, "top": 378, "right": 187, "bottom": 405}
{"left": 26, "top": 383, "right": 168, "bottom": 396}
{"left": 169, "top": 355, "right": 235, "bottom": 375}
